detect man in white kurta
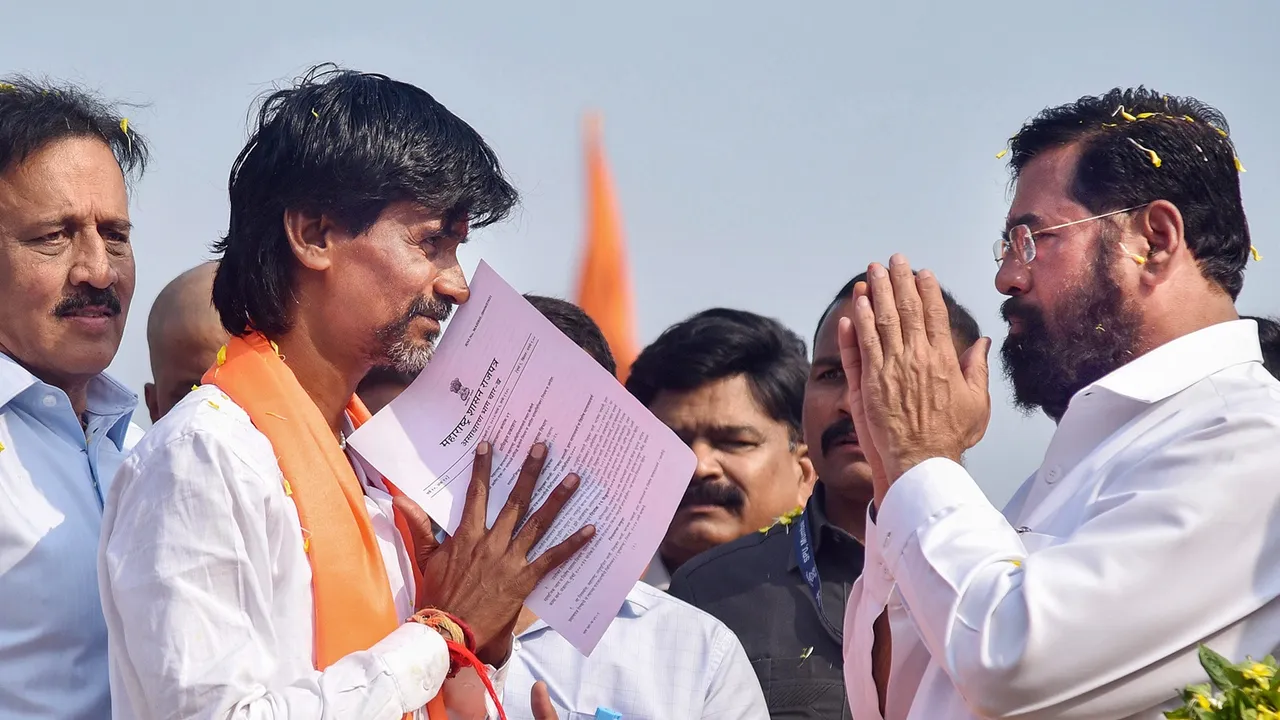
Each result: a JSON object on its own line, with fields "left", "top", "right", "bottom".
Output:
{"left": 840, "top": 87, "right": 1280, "bottom": 720}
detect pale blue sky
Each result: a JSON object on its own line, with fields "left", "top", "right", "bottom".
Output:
{"left": 4, "top": 0, "right": 1277, "bottom": 504}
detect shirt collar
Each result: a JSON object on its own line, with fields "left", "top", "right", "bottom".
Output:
{"left": 1083, "top": 319, "right": 1262, "bottom": 405}
{"left": 0, "top": 353, "right": 137, "bottom": 431}
{"left": 517, "top": 584, "right": 652, "bottom": 639}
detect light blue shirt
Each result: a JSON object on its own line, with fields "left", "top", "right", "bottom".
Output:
{"left": 0, "top": 353, "right": 139, "bottom": 719}
{"left": 506, "top": 581, "right": 769, "bottom": 720}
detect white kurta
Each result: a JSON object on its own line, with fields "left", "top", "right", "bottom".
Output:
{"left": 844, "top": 319, "right": 1280, "bottom": 720}
{"left": 99, "top": 384, "right": 506, "bottom": 720}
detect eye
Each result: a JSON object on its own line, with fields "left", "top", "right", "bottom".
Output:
{"left": 817, "top": 367, "right": 845, "bottom": 382}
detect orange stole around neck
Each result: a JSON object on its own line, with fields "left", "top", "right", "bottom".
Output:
{"left": 203, "top": 332, "right": 445, "bottom": 719}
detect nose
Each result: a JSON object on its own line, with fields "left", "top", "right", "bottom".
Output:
{"left": 995, "top": 256, "right": 1032, "bottom": 297}
{"left": 434, "top": 259, "right": 470, "bottom": 306}
{"left": 690, "top": 439, "right": 722, "bottom": 483}
{"left": 67, "top": 230, "right": 118, "bottom": 290}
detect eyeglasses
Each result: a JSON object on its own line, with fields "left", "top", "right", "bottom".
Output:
{"left": 993, "top": 204, "right": 1149, "bottom": 265}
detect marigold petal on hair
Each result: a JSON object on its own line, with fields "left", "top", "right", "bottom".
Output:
{"left": 1236, "top": 156, "right": 1246, "bottom": 172}
{"left": 1252, "top": 246, "right": 1263, "bottom": 262}
{"left": 1136, "top": 112, "right": 1158, "bottom": 119}
{"left": 996, "top": 149, "right": 1008, "bottom": 159}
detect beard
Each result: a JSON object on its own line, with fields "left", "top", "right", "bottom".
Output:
{"left": 371, "top": 294, "right": 454, "bottom": 375}
{"left": 1000, "top": 238, "right": 1143, "bottom": 422}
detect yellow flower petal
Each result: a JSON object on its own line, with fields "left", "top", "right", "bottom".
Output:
{"left": 1183, "top": 115, "right": 1196, "bottom": 123}
{"left": 282, "top": 479, "right": 293, "bottom": 496}
{"left": 311, "top": 108, "right": 319, "bottom": 119}
{"left": 1216, "top": 127, "right": 1228, "bottom": 137}
{"left": 0, "top": 83, "right": 14, "bottom": 92}
{"left": 1008, "top": 559, "right": 1022, "bottom": 567}
{"left": 206, "top": 400, "right": 220, "bottom": 410}
{"left": 0, "top": 440, "right": 6, "bottom": 452}
{"left": 191, "top": 384, "right": 200, "bottom": 392}
{"left": 216, "top": 345, "right": 227, "bottom": 366}
{"left": 1252, "top": 246, "right": 1263, "bottom": 262}
{"left": 1136, "top": 112, "right": 1157, "bottom": 119}
{"left": 995, "top": 149, "right": 1008, "bottom": 159}
{"left": 119, "top": 118, "right": 128, "bottom": 134}
{"left": 1148, "top": 150, "right": 1161, "bottom": 167}
{"left": 1236, "top": 156, "right": 1246, "bottom": 172}
{"left": 1121, "top": 110, "right": 1137, "bottom": 122}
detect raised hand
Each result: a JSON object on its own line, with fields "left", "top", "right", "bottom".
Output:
{"left": 838, "top": 255, "right": 992, "bottom": 498}
{"left": 395, "top": 441, "right": 595, "bottom": 665}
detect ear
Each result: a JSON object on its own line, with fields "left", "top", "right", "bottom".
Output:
{"left": 282, "top": 208, "right": 342, "bottom": 272}
{"left": 792, "top": 441, "right": 818, "bottom": 503}
{"left": 1134, "top": 199, "right": 1186, "bottom": 284}
{"left": 144, "top": 382, "right": 160, "bottom": 424}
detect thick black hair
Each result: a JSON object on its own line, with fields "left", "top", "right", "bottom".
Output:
{"left": 1244, "top": 316, "right": 1280, "bottom": 379}
{"left": 1009, "top": 87, "right": 1250, "bottom": 299}
{"left": 816, "top": 271, "right": 981, "bottom": 350}
{"left": 0, "top": 75, "right": 148, "bottom": 182}
{"left": 524, "top": 294, "right": 617, "bottom": 377}
{"left": 213, "top": 64, "right": 518, "bottom": 336}
{"left": 625, "top": 308, "right": 808, "bottom": 439}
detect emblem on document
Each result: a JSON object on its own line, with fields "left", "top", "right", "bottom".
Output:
{"left": 449, "top": 378, "right": 472, "bottom": 402}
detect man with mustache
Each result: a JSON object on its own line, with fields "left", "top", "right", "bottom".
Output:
{"left": 668, "top": 274, "right": 979, "bottom": 719}
{"left": 99, "top": 67, "right": 585, "bottom": 720}
{"left": 625, "top": 308, "right": 817, "bottom": 589}
{"left": 0, "top": 77, "right": 148, "bottom": 719}
{"left": 843, "top": 88, "right": 1280, "bottom": 720}
{"left": 143, "top": 261, "right": 228, "bottom": 422}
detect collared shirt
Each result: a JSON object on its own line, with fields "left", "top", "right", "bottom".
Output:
{"left": 99, "top": 385, "right": 506, "bottom": 720}
{"left": 0, "top": 353, "right": 140, "bottom": 720}
{"left": 670, "top": 486, "right": 864, "bottom": 719}
{"left": 844, "top": 319, "right": 1280, "bottom": 720}
{"left": 639, "top": 555, "right": 671, "bottom": 591}
{"left": 505, "top": 581, "right": 768, "bottom": 720}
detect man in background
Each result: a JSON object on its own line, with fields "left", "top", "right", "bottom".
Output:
{"left": 0, "top": 76, "right": 149, "bottom": 719}
{"left": 144, "top": 261, "right": 227, "bottom": 422}
{"left": 625, "top": 309, "right": 816, "bottom": 589}
{"left": 670, "top": 272, "right": 980, "bottom": 719}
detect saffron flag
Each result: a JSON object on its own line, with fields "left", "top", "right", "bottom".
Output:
{"left": 575, "top": 113, "right": 639, "bottom": 382}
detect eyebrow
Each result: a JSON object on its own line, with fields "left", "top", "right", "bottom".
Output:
{"left": 1004, "top": 212, "right": 1043, "bottom": 232}
{"left": 811, "top": 354, "right": 841, "bottom": 369}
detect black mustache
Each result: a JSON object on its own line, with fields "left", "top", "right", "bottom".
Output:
{"left": 54, "top": 287, "right": 121, "bottom": 316}
{"left": 820, "top": 417, "right": 859, "bottom": 456}
{"left": 679, "top": 481, "right": 745, "bottom": 514}
{"left": 409, "top": 295, "right": 453, "bottom": 324}
{"left": 1001, "top": 297, "right": 1036, "bottom": 324}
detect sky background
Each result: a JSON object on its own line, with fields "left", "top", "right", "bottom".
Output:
{"left": 4, "top": 0, "right": 1278, "bottom": 505}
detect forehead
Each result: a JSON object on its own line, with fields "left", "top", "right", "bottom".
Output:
{"left": 0, "top": 136, "right": 127, "bottom": 216}
{"left": 814, "top": 298, "right": 851, "bottom": 357}
{"left": 1007, "top": 143, "right": 1089, "bottom": 228}
{"left": 648, "top": 374, "right": 780, "bottom": 429}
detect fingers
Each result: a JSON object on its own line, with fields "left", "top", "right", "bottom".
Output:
{"left": 392, "top": 494, "right": 439, "bottom": 563}
{"left": 458, "top": 442, "right": 493, "bottom": 536}
{"left": 531, "top": 681, "right": 559, "bottom": 720}
{"left": 513, "top": 473, "right": 582, "bottom": 554}
{"left": 916, "top": 268, "right": 955, "bottom": 354}
{"left": 888, "top": 254, "right": 926, "bottom": 343}
{"left": 960, "top": 336, "right": 993, "bottom": 395}
{"left": 865, "top": 263, "right": 903, "bottom": 357}
{"left": 850, "top": 283, "right": 885, "bottom": 373}
{"left": 838, "top": 315, "right": 861, "bottom": 391}
{"left": 527, "top": 524, "right": 595, "bottom": 579}
{"left": 493, "top": 443, "right": 549, "bottom": 538}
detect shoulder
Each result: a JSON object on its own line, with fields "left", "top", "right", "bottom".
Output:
{"left": 670, "top": 524, "right": 791, "bottom": 594}
{"left": 621, "top": 582, "right": 746, "bottom": 654}
{"left": 116, "top": 386, "right": 279, "bottom": 496}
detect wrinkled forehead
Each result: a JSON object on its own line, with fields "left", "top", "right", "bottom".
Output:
{"left": 1007, "top": 143, "right": 1090, "bottom": 230}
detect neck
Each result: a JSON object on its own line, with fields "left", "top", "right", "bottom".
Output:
{"left": 0, "top": 349, "right": 93, "bottom": 418}
{"left": 273, "top": 327, "right": 365, "bottom": 438}
{"left": 820, "top": 484, "right": 870, "bottom": 544}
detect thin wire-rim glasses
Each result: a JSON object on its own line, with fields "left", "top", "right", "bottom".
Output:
{"left": 993, "top": 204, "right": 1150, "bottom": 264}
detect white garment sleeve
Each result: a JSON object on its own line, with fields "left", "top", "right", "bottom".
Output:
{"left": 99, "top": 427, "right": 451, "bottom": 720}
{"left": 700, "top": 621, "right": 770, "bottom": 720}
{"left": 874, "top": 408, "right": 1280, "bottom": 720}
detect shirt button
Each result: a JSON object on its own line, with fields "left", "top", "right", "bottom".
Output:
{"left": 1045, "top": 466, "right": 1061, "bottom": 485}
{"left": 42, "top": 394, "right": 57, "bottom": 408}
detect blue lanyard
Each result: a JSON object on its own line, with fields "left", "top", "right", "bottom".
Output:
{"left": 793, "top": 508, "right": 843, "bottom": 643}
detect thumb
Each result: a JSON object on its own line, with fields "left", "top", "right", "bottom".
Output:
{"left": 531, "top": 681, "right": 559, "bottom": 720}
{"left": 393, "top": 494, "right": 440, "bottom": 564}
{"left": 960, "top": 337, "right": 992, "bottom": 392}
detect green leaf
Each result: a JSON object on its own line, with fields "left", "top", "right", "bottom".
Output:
{"left": 1202, "top": 645, "right": 1242, "bottom": 691}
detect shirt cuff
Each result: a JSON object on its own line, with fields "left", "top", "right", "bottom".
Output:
{"left": 373, "top": 622, "right": 451, "bottom": 713}
{"left": 876, "top": 457, "right": 991, "bottom": 579}
{"left": 861, "top": 504, "right": 895, "bottom": 606}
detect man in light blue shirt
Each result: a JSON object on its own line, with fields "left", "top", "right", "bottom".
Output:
{"left": 0, "top": 76, "right": 149, "bottom": 719}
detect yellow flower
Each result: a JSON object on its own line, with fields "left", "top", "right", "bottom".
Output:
{"left": 1193, "top": 692, "right": 1211, "bottom": 710}
{"left": 1236, "top": 156, "right": 1246, "bottom": 173}
{"left": 1121, "top": 110, "right": 1137, "bottom": 122}
{"left": 119, "top": 118, "right": 128, "bottom": 134}
{"left": 995, "top": 149, "right": 1008, "bottom": 159}
{"left": 216, "top": 345, "right": 227, "bottom": 366}
{"left": 1243, "top": 662, "right": 1275, "bottom": 681}
{"left": 1252, "top": 246, "right": 1263, "bottom": 262}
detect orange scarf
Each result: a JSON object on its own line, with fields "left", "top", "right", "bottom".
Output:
{"left": 203, "top": 332, "right": 446, "bottom": 719}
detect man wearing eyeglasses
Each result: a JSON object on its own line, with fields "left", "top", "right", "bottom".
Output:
{"left": 842, "top": 88, "right": 1280, "bottom": 720}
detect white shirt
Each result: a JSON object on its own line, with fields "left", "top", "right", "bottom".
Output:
{"left": 99, "top": 385, "right": 507, "bottom": 720}
{"left": 0, "top": 354, "right": 140, "bottom": 720}
{"left": 506, "top": 581, "right": 768, "bottom": 720}
{"left": 639, "top": 554, "right": 671, "bottom": 591}
{"left": 843, "top": 319, "right": 1280, "bottom": 720}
